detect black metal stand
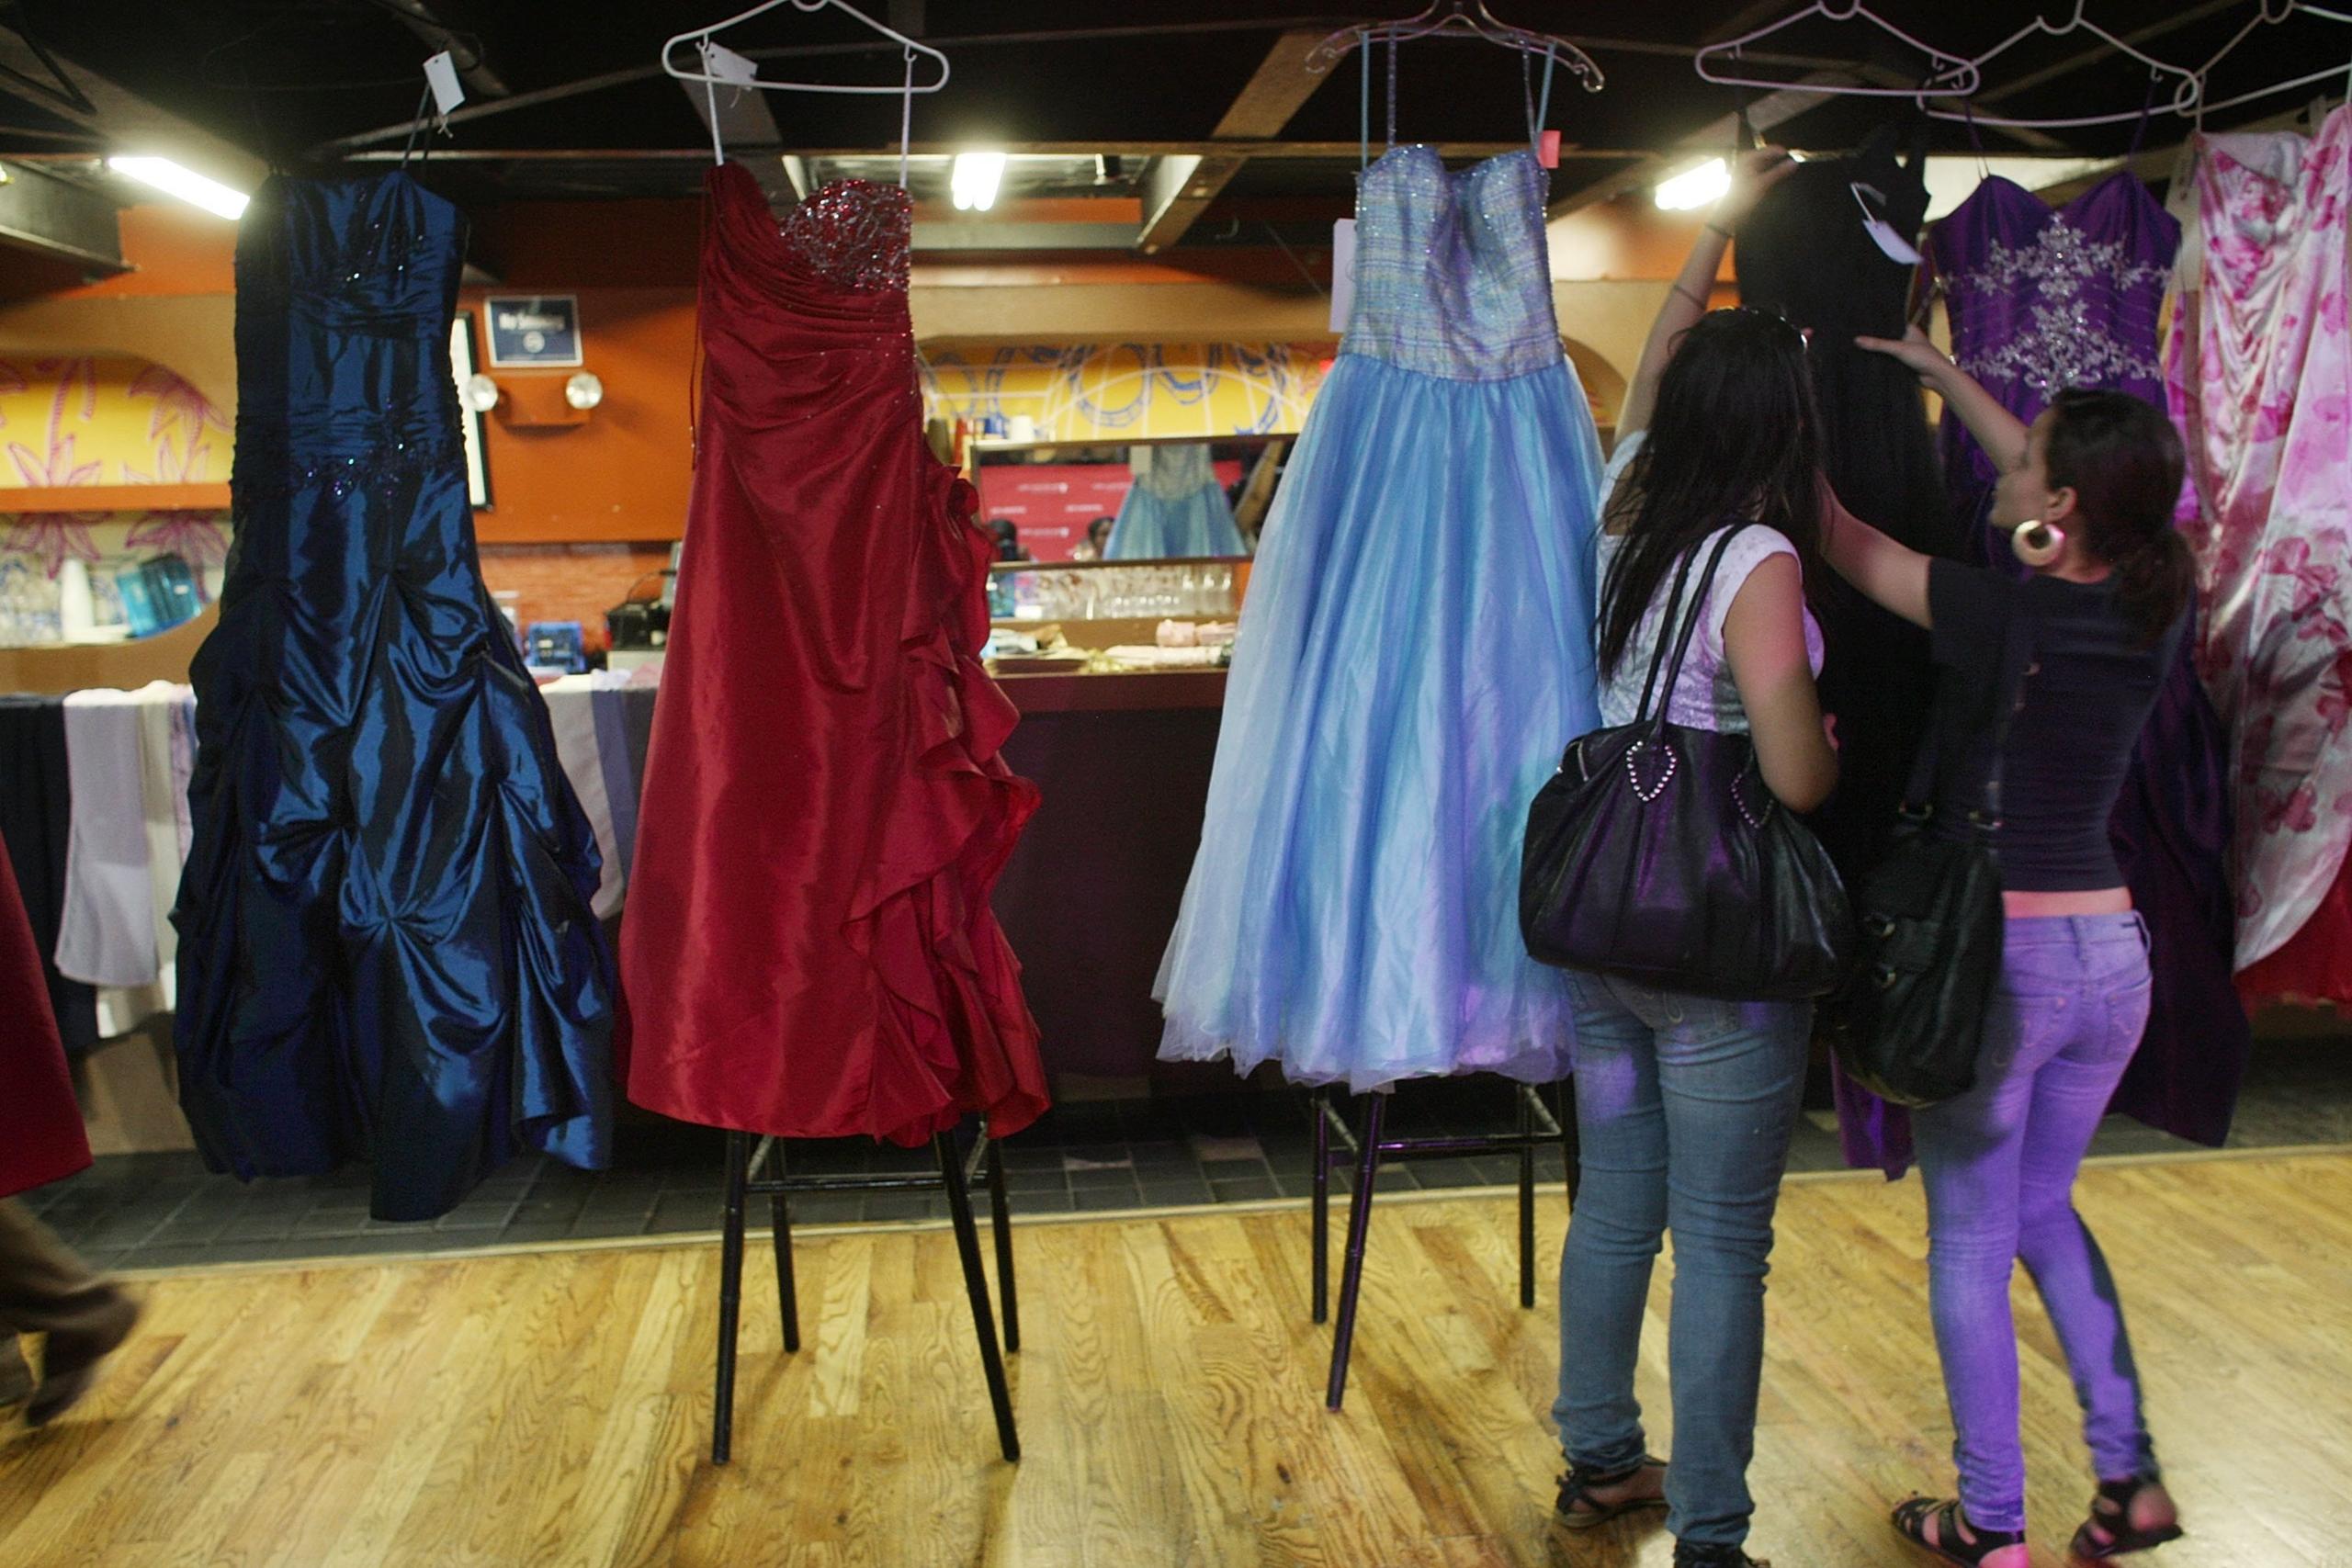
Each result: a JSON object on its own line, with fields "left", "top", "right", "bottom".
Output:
{"left": 710, "top": 1122, "right": 1020, "bottom": 1465}
{"left": 1310, "top": 1080, "right": 1579, "bottom": 1410}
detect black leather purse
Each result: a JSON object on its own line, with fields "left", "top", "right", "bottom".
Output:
{"left": 1520, "top": 525, "right": 1851, "bottom": 1001}
{"left": 1830, "top": 609, "right": 2032, "bottom": 1107}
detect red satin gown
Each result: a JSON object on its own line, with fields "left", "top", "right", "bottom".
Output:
{"left": 617, "top": 163, "right": 1047, "bottom": 1145}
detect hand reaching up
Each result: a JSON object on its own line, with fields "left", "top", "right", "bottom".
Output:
{"left": 1853, "top": 323, "right": 1951, "bottom": 385}
{"left": 1713, "top": 148, "right": 1800, "bottom": 233}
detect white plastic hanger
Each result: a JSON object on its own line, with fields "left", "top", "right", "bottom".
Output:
{"left": 1694, "top": 1, "right": 1980, "bottom": 98}
{"left": 1306, "top": 1, "right": 1602, "bottom": 91}
{"left": 1915, "top": 2, "right": 2206, "bottom": 129}
{"left": 2174, "top": 0, "right": 2352, "bottom": 121}
{"left": 661, "top": 0, "right": 951, "bottom": 167}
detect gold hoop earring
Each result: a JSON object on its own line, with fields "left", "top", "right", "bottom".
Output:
{"left": 2011, "top": 518, "right": 2065, "bottom": 569}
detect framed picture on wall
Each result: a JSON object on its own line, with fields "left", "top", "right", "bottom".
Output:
{"left": 450, "top": 311, "right": 493, "bottom": 511}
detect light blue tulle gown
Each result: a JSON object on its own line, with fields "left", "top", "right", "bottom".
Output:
{"left": 1106, "top": 444, "right": 1250, "bottom": 558}
{"left": 1154, "top": 146, "right": 1602, "bottom": 1091}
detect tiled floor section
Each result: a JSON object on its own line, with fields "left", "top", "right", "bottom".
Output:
{"left": 27, "top": 1033, "right": 2352, "bottom": 1272}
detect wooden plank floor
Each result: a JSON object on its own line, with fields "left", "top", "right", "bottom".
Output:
{"left": 2, "top": 1151, "right": 2346, "bottom": 1567}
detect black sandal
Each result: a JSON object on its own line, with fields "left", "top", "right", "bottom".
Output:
{"left": 1554, "top": 1453, "right": 1667, "bottom": 1529}
{"left": 2069, "top": 1476, "right": 2184, "bottom": 1562}
{"left": 1673, "top": 1543, "right": 1769, "bottom": 1567}
{"left": 1892, "top": 1496, "right": 2025, "bottom": 1566}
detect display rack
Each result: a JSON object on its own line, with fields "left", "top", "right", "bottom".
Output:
{"left": 710, "top": 1122, "right": 1021, "bottom": 1464}
{"left": 1308, "top": 1079, "right": 1577, "bottom": 1409}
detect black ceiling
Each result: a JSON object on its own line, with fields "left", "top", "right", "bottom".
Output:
{"left": 4, "top": 1, "right": 2349, "bottom": 231}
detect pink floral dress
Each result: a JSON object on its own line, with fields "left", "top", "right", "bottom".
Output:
{"left": 2165, "top": 107, "right": 2352, "bottom": 979}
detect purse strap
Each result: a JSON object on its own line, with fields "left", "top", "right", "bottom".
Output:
{"left": 1634, "top": 523, "right": 1755, "bottom": 732}
{"left": 1901, "top": 576, "right": 2035, "bottom": 840}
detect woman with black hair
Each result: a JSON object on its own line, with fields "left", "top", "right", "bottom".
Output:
{"left": 1549, "top": 149, "right": 1838, "bottom": 1568}
{"left": 1826, "top": 327, "right": 2191, "bottom": 1568}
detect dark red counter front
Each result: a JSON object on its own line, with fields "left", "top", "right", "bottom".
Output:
{"left": 991, "top": 670, "right": 1226, "bottom": 1083}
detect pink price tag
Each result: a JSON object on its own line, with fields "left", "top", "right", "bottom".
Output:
{"left": 1538, "top": 130, "right": 1560, "bottom": 170}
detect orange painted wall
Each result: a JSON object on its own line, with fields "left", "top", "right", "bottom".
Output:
{"left": 457, "top": 287, "right": 697, "bottom": 544}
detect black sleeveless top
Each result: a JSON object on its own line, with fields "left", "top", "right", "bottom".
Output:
{"left": 1927, "top": 559, "right": 2185, "bottom": 893}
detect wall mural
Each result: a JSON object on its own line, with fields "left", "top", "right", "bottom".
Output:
{"left": 0, "top": 355, "right": 232, "bottom": 647}
{"left": 0, "top": 354, "right": 231, "bottom": 576}
{"left": 920, "top": 342, "right": 1329, "bottom": 443}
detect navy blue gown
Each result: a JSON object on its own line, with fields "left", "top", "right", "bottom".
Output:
{"left": 175, "top": 173, "right": 615, "bottom": 1221}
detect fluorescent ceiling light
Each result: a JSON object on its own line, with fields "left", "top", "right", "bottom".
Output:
{"left": 107, "top": 155, "right": 249, "bottom": 220}
{"left": 1654, "top": 158, "right": 1730, "bottom": 212}
{"left": 950, "top": 150, "right": 1008, "bottom": 212}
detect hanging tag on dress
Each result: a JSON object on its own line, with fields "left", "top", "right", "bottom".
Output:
{"left": 422, "top": 51, "right": 465, "bottom": 118}
{"left": 1329, "top": 218, "right": 1358, "bottom": 334}
{"left": 1852, "top": 182, "right": 1921, "bottom": 265}
{"left": 1537, "top": 130, "right": 1560, "bottom": 170}
{"left": 699, "top": 40, "right": 761, "bottom": 87}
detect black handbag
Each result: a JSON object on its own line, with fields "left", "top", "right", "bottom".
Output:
{"left": 1520, "top": 525, "right": 1851, "bottom": 1001}
{"left": 1830, "top": 607, "right": 2032, "bottom": 1107}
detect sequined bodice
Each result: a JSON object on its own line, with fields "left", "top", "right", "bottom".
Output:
{"left": 1340, "top": 147, "right": 1563, "bottom": 381}
{"left": 778, "top": 178, "right": 911, "bottom": 294}
{"left": 1936, "top": 172, "right": 2177, "bottom": 401}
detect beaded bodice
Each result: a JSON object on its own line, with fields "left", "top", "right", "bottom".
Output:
{"left": 777, "top": 178, "right": 911, "bottom": 293}
{"left": 1340, "top": 147, "right": 1564, "bottom": 382}
{"left": 1937, "top": 172, "right": 2175, "bottom": 400}
{"left": 231, "top": 172, "right": 467, "bottom": 508}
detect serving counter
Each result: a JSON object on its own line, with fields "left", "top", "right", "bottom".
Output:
{"left": 991, "top": 667, "right": 1226, "bottom": 1084}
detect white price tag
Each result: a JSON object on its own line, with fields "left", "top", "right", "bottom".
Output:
{"left": 422, "top": 51, "right": 465, "bottom": 116}
{"left": 699, "top": 40, "right": 760, "bottom": 87}
{"left": 1329, "top": 218, "right": 1357, "bottom": 335}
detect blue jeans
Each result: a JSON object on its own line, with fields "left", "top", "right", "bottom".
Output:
{"left": 1553, "top": 973, "right": 1810, "bottom": 1550}
{"left": 1912, "top": 913, "right": 2159, "bottom": 1533}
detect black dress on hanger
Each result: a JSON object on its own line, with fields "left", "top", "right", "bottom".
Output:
{"left": 1736, "top": 123, "right": 1964, "bottom": 886}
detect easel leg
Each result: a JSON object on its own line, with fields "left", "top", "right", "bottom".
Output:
{"left": 1324, "top": 1091, "right": 1385, "bottom": 1412}
{"left": 936, "top": 1132, "right": 1020, "bottom": 1462}
{"left": 712, "top": 1129, "right": 751, "bottom": 1465}
{"left": 1518, "top": 1086, "right": 1538, "bottom": 1309}
{"left": 982, "top": 1131, "right": 1019, "bottom": 1354}
{"left": 768, "top": 1140, "right": 800, "bottom": 1355}
{"left": 1310, "top": 1087, "right": 1331, "bottom": 1324}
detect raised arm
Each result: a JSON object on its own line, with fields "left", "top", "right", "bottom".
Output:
{"left": 1617, "top": 149, "right": 1797, "bottom": 438}
{"left": 1815, "top": 471, "right": 1931, "bottom": 629}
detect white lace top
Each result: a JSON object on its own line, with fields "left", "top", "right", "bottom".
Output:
{"left": 1594, "top": 433, "right": 1825, "bottom": 735}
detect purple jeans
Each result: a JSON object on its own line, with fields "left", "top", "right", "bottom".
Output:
{"left": 1911, "top": 913, "right": 2160, "bottom": 1532}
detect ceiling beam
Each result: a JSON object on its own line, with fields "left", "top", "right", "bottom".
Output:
{"left": 1137, "top": 28, "right": 1328, "bottom": 254}
{"left": 0, "top": 158, "right": 126, "bottom": 273}
{"left": 370, "top": 0, "right": 511, "bottom": 98}
{"left": 1548, "top": 70, "right": 1859, "bottom": 217}
{"left": 0, "top": 23, "right": 265, "bottom": 190}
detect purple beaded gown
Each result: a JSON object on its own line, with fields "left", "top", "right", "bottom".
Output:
{"left": 1835, "top": 173, "right": 2247, "bottom": 1174}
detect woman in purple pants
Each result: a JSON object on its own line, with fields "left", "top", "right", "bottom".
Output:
{"left": 1817, "top": 327, "right": 2190, "bottom": 1568}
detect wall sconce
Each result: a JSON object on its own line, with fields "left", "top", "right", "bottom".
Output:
{"left": 492, "top": 368, "right": 602, "bottom": 428}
